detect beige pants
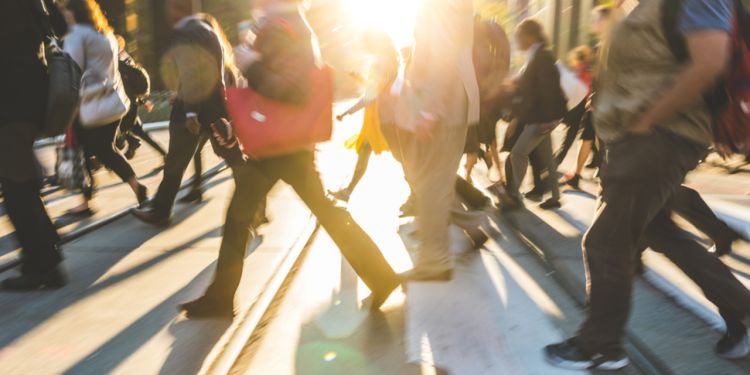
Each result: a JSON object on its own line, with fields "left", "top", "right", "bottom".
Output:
{"left": 396, "top": 125, "right": 485, "bottom": 273}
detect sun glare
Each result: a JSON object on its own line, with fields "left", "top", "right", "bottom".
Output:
{"left": 344, "top": 0, "right": 421, "bottom": 47}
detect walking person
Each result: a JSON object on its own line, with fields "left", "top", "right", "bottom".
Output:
{"left": 465, "top": 17, "right": 511, "bottom": 186}
{"left": 114, "top": 35, "right": 167, "bottom": 161}
{"left": 501, "top": 19, "right": 567, "bottom": 211}
{"left": 0, "top": 0, "right": 67, "bottom": 290}
{"left": 546, "top": 1, "right": 750, "bottom": 370}
{"left": 179, "top": 0, "right": 400, "bottom": 319}
{"left": 394, "top": 0, "right": 487, "bottom": 282}
{"left": 59, "top": 0, "right": 147, "bottom": 221}
{"left": 330, "top": 31, "right": 400, "bottom": 203}
{"left": 133, "top": 0, "right": 246, "bottom": 225}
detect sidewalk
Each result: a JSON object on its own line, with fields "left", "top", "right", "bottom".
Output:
{"left": 0, "top": 165, "right": 314, "bottom": 374}
{"left": 231, "top": 138, "right": 612, "bottom": 375}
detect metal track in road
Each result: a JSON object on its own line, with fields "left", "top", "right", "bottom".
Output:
{"left": 501, "top": 215, "right": 672, "bottom": 375}
{"left": 0, "top": 161, "right": 228, "bottom": 274}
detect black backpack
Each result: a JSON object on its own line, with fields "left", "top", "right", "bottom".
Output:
{"left": 119, "top": 55, "right": 150, "bottom": 102}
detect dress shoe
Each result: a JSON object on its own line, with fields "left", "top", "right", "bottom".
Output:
{"left": 524, "top": 188, "right": 545, "bottom": 202}
{"left": 711, "top": 232, "right": 743, "bottom": 257}
{"left": 178, "top": 189, "right": 203, "bottom": 204}
{"left": 2, "top": 269, "right": 67, "bottom": 291}
{"left": 560, "top": 173, "right": 581, "bottom": 190}
{"left": 179, "top": 296, "right": 234, "bottom": 320}
{"left": 132, "top": 206, "right": 170, "bottom": 227}
{"left": 400, "top": 268, "right": 454, "bottom": 283}
{"left": 363, "top": 277, "right": 402, "bottom": 312}
{"left": 539, "top": 198, "right": 562, "bottom": 210}
{"left": 499, "top": 197, "right": 525, "bottom": 212}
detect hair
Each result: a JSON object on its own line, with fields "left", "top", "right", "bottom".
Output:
{"left": 66, "top": 0, "right": 113, "bottom": 34}
{"left": 592, "top": 5, "right": 614, "bottom": 20}
{"left": 517, "top": 19, "right": 549, "bottom": 47}
{"left": 196, "top": 13, "right": 241, "bottom": 85}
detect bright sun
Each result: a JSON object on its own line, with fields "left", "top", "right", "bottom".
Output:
{"left": 344, "top": 0, "right": 421, "bottom": 47}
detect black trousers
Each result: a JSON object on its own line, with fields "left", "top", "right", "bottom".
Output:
{"left": 203, "top": 151, "right": 399, "bottom": 303}
{"left": 576, "top": 130, "right": 750, "bottom": 355}
{"left": 76, "top": 120, "right": 136, "bottom": 199}
{"left": 120, "top": 105, "right": 167, "bottom": 157}
{"left": 671, "top": 185, "right": 739, "bottom": 245}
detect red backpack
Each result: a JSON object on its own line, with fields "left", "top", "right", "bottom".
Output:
{"left": 663, "top": 0, "right": 750, "bottom": 151}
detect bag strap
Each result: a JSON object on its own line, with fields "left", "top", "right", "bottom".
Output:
{"left": 661, "top": 0, "right": 689, "bottom": 63}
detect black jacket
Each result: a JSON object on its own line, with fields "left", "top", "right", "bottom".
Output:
{"left": 1, "top": 0, "right": 67, "bottom": 126}
{"left": 512, "top": 47, "right": 568, "bottom": 125}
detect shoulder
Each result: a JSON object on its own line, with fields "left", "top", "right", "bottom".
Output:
{"left": 680, "top": 0, "right": 734, "bottom": 34}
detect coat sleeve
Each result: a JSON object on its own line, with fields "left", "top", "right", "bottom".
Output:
{"left": 63, "top": 29, "right": 86, "bottom": 71}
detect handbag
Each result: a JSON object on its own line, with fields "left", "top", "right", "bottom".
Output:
{"left": 34, "top": 0, "right": 82, "bottom": 137}
{"left": 79, "top": 70, "right": 130, "bottom": 127}
{"left": 55, "top": 126, "right": 90, "bottom": 192}
{"left": 225, "top": 66, "right": 333, "bottom": 159}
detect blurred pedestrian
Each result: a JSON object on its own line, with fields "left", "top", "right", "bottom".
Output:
{"left": 330, "top": 31, "right": 400, "bottom": 203}
{"left": 464, "top": 17, "right": 511, "bottom": 186}
{"left": 0, "top": 0, "right": 67, "bottom": 290}
{"left": 545, "top": 1, "right": 750, "bottom": 370}
{"left": 59, "top": 0, "right": 147, "bottom": 221}
{"left": 114, "top": 35, "right": 167, "bottom": 161}
{"left": 179, "top": 0, "right": 400, "bottom": 319}
{"left": 133, "top": 0, "right": 245, "bottom": 225}
{"left": 501, "top": 19, "right": 567, "bottom": 211}
{"left": 395, "top": 0, "right": 487, "bottom": 282}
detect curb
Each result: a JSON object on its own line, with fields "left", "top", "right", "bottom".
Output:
{"left": 500, "top": 214, "right": 672, "bottom": 375}
{"left": 198, "top": 218, "right": 320, "bottom": 375}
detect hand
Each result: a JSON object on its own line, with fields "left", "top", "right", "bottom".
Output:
{"left": 414, "top": 116, "right": 437, "bottom": 140}
{"left": 336, "top": 114, "right": 346, "bottom": 122}
{"left": 714, "top": 143, "right": 734, "bottom": 160}
{"left": 144, "top": 100, "right": 154, "bottom": 113}
{"left": 186, "top": 116, "right": 202, "bottom": 136}
{"left": 501, "top": 80, "right": 518, "bottom": 93}
{"left": 235, "top": 47, "right": 262, "bottom": 71}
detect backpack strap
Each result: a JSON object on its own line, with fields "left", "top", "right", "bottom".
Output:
{"left": 661, "top": 0, "right": 689, "bottom": 63}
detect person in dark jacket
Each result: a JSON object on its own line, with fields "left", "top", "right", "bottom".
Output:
{"left": 179, "top": 0, "right": 400, "bottom": 319}
{"left": 132, "top": 0, "right": 245, "bottom": 226}
{"left": 502, "top": 19, "right": 567, "bottom": 211}
{"left": 0, "top": 0, "right": 66, "bottom": 290}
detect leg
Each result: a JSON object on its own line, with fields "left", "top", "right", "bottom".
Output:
{"left": 400, "top": 126, "right": 468, "bottom": 275}
{"left": 534, "top": 133, "right": 560, "bottom": 202}
{"left": 644, "top": 208, "right": 750, "bottom": 337}
{"left": 201, "top": 162, "right": 277, "bottom": 305}
{"left": 347, "top": 142, "right": 373, "bottom": 191}
{"left": 671, "top": 186, "right": 741, "bottom": 253}
{"left": 132, "top": 119, "right": 167, "bottom": 157}
{"left": 507, "top": 125, "right": 547, "bottom": 201}
{"left": 149, "top": 101, "right": 202, "bottom": 216}
{"left": 455, "top": 176, "right": 491, "bottom": 210}
{"left": 275, "top": 152, "right": 399, "bottom": 295}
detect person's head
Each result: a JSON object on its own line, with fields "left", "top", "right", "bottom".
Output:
{"left": 591, "top": 5, "right": 614, "bottom": 39}
{"left": 567, "top": 45, "right": 593, "bottom": 71}
{"left": 515, "top": 19, "right": 548, "bottom": 51}
{"left": 62, "top": 0, "right": 113, "bottom": 34}
{"left": 165, "top": 0, "right": 193, "bottom": 26}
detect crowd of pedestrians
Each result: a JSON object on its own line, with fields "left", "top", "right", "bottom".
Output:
{"left": 2, "top": 0, "right": 750, "bottom": 371}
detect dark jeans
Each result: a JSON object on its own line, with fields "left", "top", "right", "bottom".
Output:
{"left": 76, "top": 120, "right": 136, "bottom": 199}
{"left": 671, "top": 185, "right": 740, "bottom": 245}
{"left": 1, "top": 178, "right": 62, "bottom": 274}
{"left": 576, "top": 130, "right": 750, "bottom": 355}
{"left": 152, "top": 100, "right": 243, "bottom": 214}
{"left": 203, "top": 151, "right": 399, "bottom": 303}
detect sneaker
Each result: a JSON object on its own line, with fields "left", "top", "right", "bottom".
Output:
{"left": 716, "top": 330, "right": 750, "bottom": 359}
{"left": 524, "top": 188, "right": 545, "bottom": 202}
{"left": 544, "top": 339, "right": 630, "bottom": 371}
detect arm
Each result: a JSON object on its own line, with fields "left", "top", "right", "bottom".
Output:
{"left": 631, "top": 31, "right": 730, "bottom": 133}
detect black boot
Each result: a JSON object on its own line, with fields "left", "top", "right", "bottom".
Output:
{"left": 3, "top": 268, "right": 67, "bottom": 291}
